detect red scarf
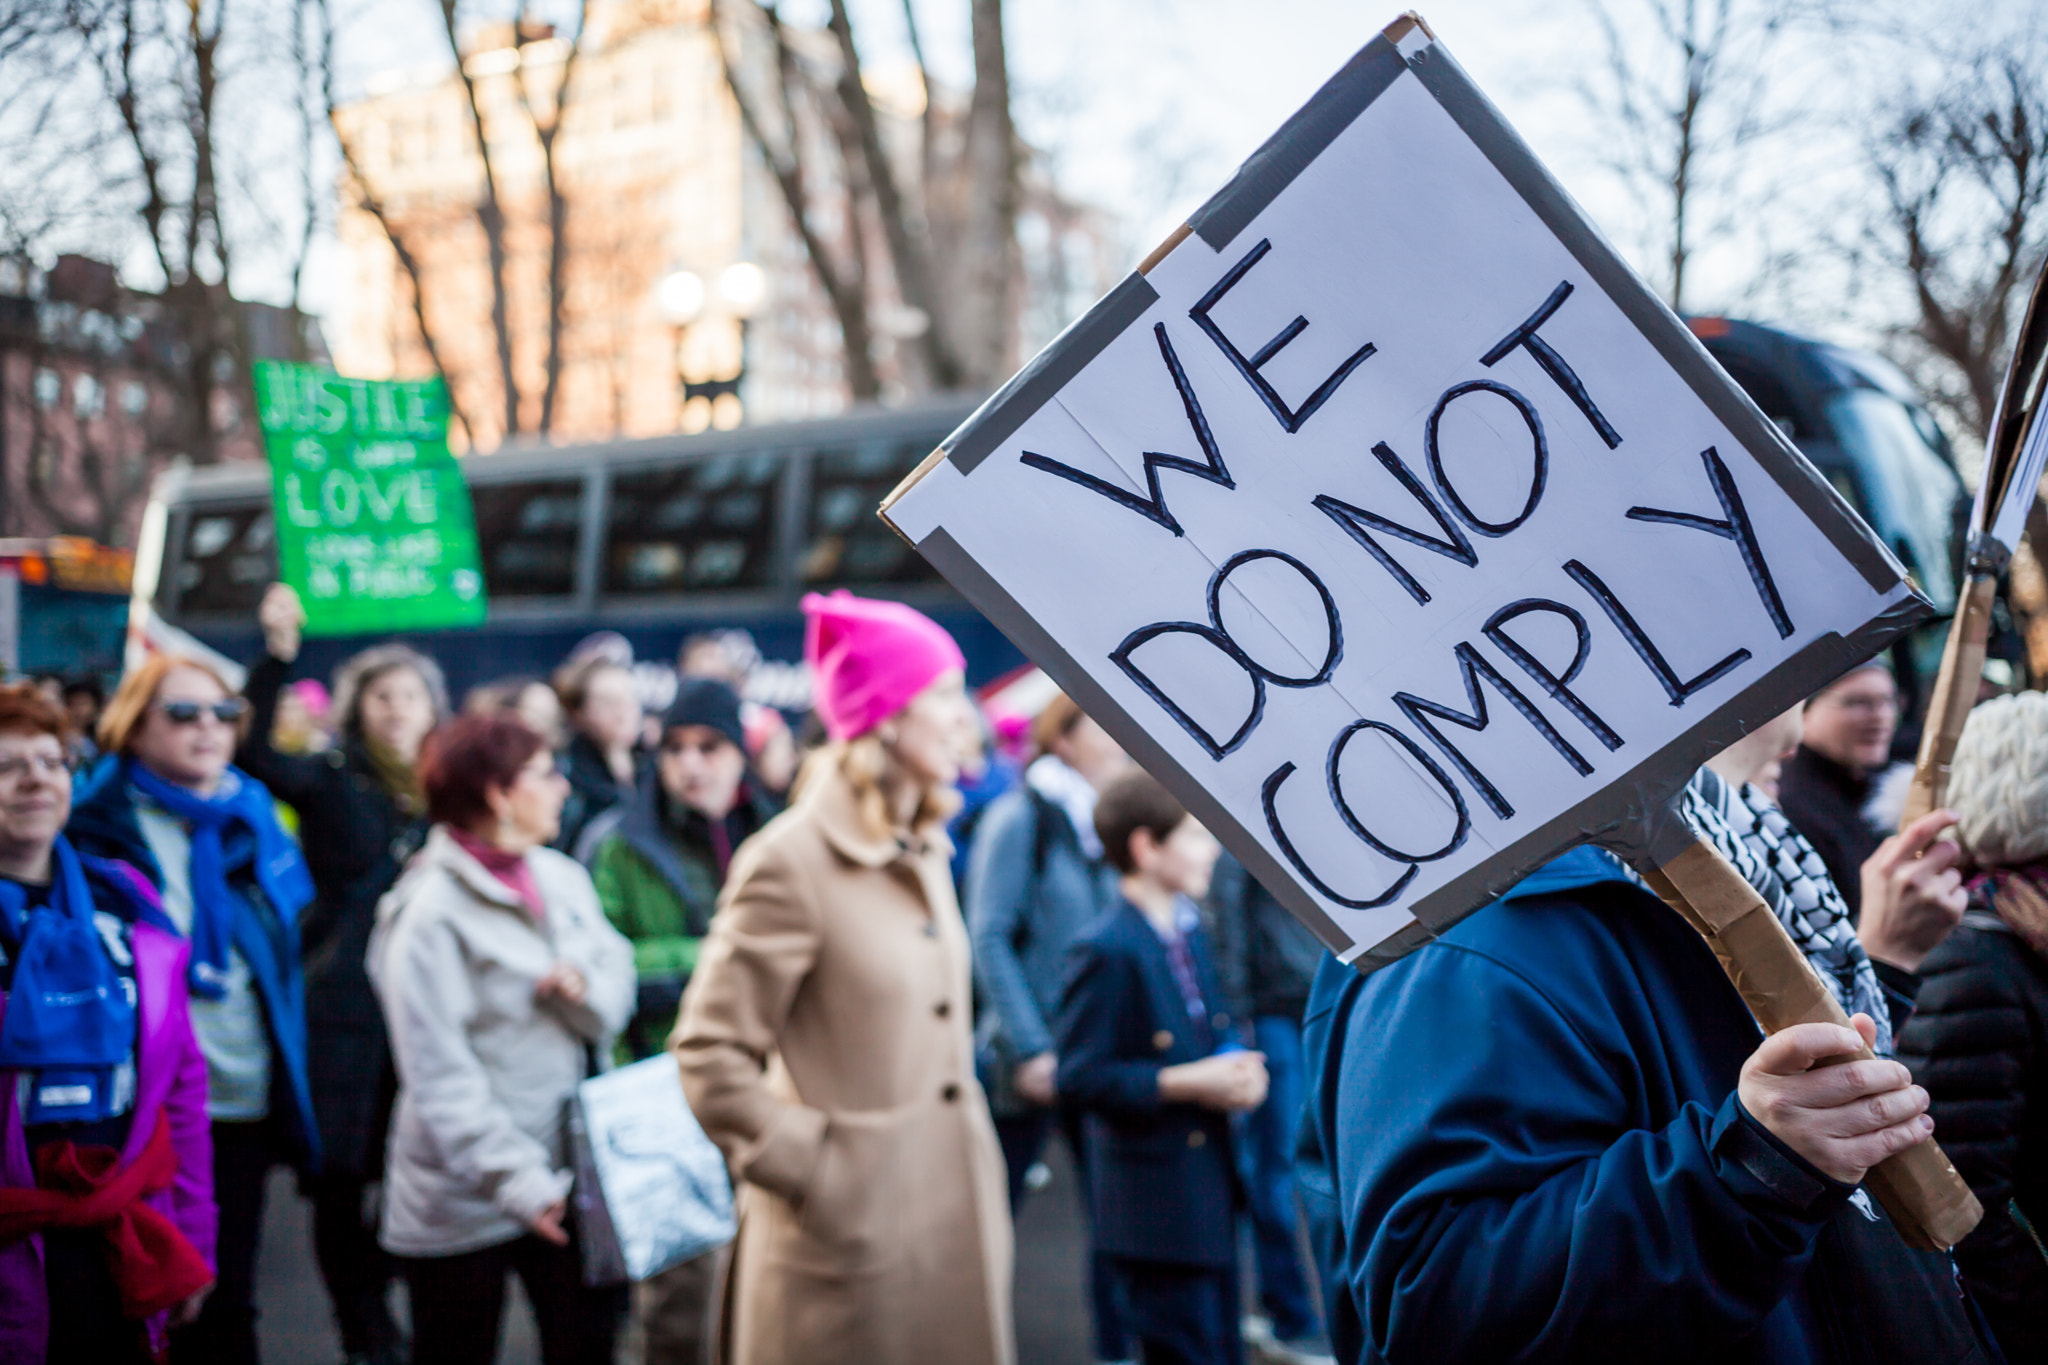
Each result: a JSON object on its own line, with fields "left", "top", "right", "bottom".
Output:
{"left": 0, "top": 1114, "right": 213, "bottom": 1318}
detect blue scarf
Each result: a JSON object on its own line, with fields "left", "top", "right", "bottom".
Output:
{"left": 126, "top": 759, "right": 314, "bottom": 1000}
{"left": 0, "top": 835, "right": 134, "bottom": 1123}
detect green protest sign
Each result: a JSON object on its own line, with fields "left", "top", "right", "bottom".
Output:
{"left": 252, "top": 362, "right": 487, "bottom": 637}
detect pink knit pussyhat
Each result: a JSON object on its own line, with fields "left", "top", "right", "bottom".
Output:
{"left": 802, "top": 590, "right": 966, "bottom": 741}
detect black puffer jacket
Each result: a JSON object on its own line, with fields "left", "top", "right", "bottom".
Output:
{"left": 1896, "top": 897, "right": 2048, "bottom": 1364}
{"left": 238, "top": 652, "right": 427, "bottom": 1181}
{"left": 555, "top": 731, "right": 647, "bottom": 856}
{"left": 1205, "top": 851, "right": 1326, "bottom": 1023}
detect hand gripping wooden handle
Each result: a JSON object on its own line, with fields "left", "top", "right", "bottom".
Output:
{"left": 1901, "top": 572, "right": 1999, "bottom": 827}
{"left": 1639, "top": 838, "right": 1982, "bottom": 1251}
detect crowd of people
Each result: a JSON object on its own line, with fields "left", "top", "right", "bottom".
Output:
{"left": 0, "top": 589, "right": 2042, "bottom": 1365}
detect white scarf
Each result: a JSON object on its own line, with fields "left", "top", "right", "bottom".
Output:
{"left": 1025, "top": 754, "right": 1103, "bottom": 861}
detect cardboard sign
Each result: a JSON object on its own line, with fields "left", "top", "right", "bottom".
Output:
{"left": 882, "top": 15, "right": 1928, "bottom": 968}
{"left": 252, "top": 362, "right": 487, "bottom": 638}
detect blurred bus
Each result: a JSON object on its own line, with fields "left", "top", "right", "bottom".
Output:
{"left": 137, "top": 332, "right": 1968, "bottom": 723}
{"left": 133, "top": 397, "right": 1024, "bottom": 707}
{"left": 0, "top": 538, "right": 132, "bottom": 686}
{"left": 1687, "top": 317, "right": 1969, "bottom": 734}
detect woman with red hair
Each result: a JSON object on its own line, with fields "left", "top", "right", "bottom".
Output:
{"left": 369, "top": 714, "right": 634, "bottom": 1365}
{"left": 0, "top": 682, "right": 215, "bottom": 1362}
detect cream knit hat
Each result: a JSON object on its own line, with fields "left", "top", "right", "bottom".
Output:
{"left": 1948, "top": 691, "right": 2048, "bottom": 868}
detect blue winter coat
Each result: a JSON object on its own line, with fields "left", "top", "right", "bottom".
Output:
{"left": 1304, "top": 846, "right": 1997, "bottom": 1365}
{"left": 68, "top": 757, "right": 320, "bottom": 1169}
{"left": 967, "top": 786, "right": 1119, "bottom": 1065}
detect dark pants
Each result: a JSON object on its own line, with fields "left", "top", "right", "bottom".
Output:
{"left": 1241, "top": 1015, "right": 1321, "bottom": 1341}
{"left": 996, "top": 1104, "right": 1128, "bottom": 1360}
{"left": 401, "top": 1233, "right": 626, "bottom": 1365}
{"left": 310, "top": 1176, "right": 401, "bottom": 1360}
{"left": 45, "top": 1226, "right": 150, "bottom": 1363}
{"left": 632, "top": 1246, "right": 720, "bottom": 1365}
{"left": 1112, "top": 1255, "right": 1242, "bottom": 1365}
{"left": 172, "top": 1118, "right": 276, "bottom": 1365}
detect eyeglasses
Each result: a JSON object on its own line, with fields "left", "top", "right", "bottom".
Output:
{"left": 156, "top": 699, "right": 250, "bottom": 726}
{"left": 1828, "top": 694, "right": 1899, "bottom": 716}
{"left": 0, "top": 752, "right": 67, "bottom": 783}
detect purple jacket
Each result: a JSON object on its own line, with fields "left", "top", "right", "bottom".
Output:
{"left": 0, "top": 864, "right": 216, "bottom": 1361}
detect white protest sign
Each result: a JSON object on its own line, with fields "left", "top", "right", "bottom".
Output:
{"left": 882, "top": 15, "right": 1926, "bottom": 967}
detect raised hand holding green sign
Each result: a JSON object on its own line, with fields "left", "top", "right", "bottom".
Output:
{"left": 253, "top": 361, "right": 487, "bottom": 637}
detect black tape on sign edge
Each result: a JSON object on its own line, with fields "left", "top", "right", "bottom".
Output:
{"left": 941, "top": 272, "right": 1160, "bottom": 476}
{"left": 1399, "top": 592, "right": 1931, "bottom": 953}
{"left": 1186, "top": 34, "right": 1410, "bottom": 252}
{"left": 915, "top": 525, "right": 1358, "bottom": 959}
{"left": 1399, "top": 41, "right": 1900, "bottom": 596}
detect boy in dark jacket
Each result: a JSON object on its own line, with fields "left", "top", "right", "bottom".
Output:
{"left": 1058, "top": 770, "right": 1268, "bottom": 1365}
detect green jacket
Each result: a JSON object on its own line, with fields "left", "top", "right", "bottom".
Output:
{"left": 586, "top": 782, "right": 779, "bottom": 1058}
{"left": 589, "top": 835, "right": 715, "bottom": 984}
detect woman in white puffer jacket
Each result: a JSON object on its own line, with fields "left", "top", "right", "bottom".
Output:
{"left": 368, "top": 712, "right": 634, "bottom": 1365}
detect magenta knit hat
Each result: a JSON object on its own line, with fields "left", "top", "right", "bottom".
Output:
{"left": 802, "top": 590, "right": 965, "bottom": 741}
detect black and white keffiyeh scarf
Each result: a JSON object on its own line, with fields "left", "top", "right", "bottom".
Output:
{"left": 1617, "top": 767, "right": 1894, "bottom": 1055}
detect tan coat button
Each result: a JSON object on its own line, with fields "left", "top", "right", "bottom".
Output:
{"left": 941, "top": 1083, "right": 961, "bottom": 1102}
{"left": 1187, "top": 1130, "right": 1206, "bottom": 1148}
{"left": 934, "top": 1001, "right": 951, "bottom": 1018}
{"left": 1153, "top": 1030, "right": 1174, "bottom": 1051}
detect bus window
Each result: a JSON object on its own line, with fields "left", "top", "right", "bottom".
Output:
{"left": 171, "top": 504, "right": 276, "bottom": 615}
{"left": 799, "top": 443, "right": 941, "bottom": 586}
{"left": 471, "top": 479, "right": 583, "bottom": 597}
{"left": 606, "top": 453, "right": 780, "bottom": 594}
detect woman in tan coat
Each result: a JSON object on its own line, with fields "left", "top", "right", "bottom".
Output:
{"left": 674, "top": 591, "right": 1014, "bottom": 1365}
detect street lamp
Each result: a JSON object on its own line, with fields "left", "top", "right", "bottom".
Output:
{"left": 657, "top": 261, "right": 762, "bottom": 433}
{"left": 656, "top": 270, "right": 705, "bottom": 325}
{"left": 719, "top": 262, "right": 765, "bottom": 315}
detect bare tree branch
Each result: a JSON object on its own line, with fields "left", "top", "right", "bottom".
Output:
{"left": 438, "top": 0, "right": 520, "bottom": 438}
{"left": 1864, "top": 49, "right": 2048, "bottom": 441}
{"left": 316, "top": 0, "right": 475, "bottom": 446}
{"left": 710, "top": 0, "right": 882, "bottom": 399}
{"left": 504, "top": 2, "right": 587, "bottom": 434}
{"left": 824, "top": 0, "right": 959, "bottom": 388}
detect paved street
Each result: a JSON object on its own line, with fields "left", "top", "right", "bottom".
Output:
{"left": 257, "top": 1145, "right": 1093, "bottom": 1364}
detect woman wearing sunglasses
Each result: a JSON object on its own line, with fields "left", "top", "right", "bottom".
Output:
{"left": 70, "top": 654, "right": 318, "bottom": 1365}
{"left": 0, "top": 681, "right": 216, "bottom": 1363}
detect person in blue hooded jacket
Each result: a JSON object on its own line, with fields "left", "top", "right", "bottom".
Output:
{"left": 70, "top": 654, "right": 318, "bottom": 1365}
{"left": 1304, "top": 792, "right": 2004, "bottom": 1365}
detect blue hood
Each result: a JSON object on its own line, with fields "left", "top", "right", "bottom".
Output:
{"left": 1492, "top": 844, "right": 1633, "bottom": 907}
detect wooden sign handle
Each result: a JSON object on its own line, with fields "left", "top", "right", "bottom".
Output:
{"left": 1901, "top": 572, "right": 1999, "bottom": 827}
{"left": 1638, "top": 838, "right": 1982, "bottom": 1251}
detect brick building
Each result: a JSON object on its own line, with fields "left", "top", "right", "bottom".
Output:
{"left": 0, "top": 254, "right": 316, "bottom": 546}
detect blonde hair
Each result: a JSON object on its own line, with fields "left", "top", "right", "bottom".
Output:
{"left": 100, "top": 653, "right": 246, "bottom": 755}
{"left": 793, "top": 733, "right": 961, "bottom": 839}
